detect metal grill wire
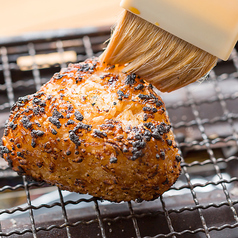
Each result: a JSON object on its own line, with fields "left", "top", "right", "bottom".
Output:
{"left": 0, "top": 28, "right": 238, "bottom": 237}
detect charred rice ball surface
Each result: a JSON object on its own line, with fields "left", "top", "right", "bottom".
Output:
{"left": 1, "top": 58, "right": 181, "bottom": 202}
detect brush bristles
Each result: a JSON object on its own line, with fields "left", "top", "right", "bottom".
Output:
{"left": 100, "top": 10, "right": 218, "bottom": 92}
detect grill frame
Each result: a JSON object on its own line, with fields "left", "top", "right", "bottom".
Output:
{"left": 0, "top": 26, "right": 238, "bottom": 238}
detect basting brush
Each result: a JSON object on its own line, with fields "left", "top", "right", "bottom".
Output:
{"left": 100, "top": 0, "right": 238, "bottom": 92}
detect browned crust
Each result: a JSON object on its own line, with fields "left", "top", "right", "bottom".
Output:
{"left": 0, "top": 58, "right": 181, "bottom": 202}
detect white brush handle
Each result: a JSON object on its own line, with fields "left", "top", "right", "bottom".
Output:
{"left": 120, "top": 0, "right": 238, "bottom": 60}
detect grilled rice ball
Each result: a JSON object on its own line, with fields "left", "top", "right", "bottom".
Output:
{"left": 1, "top": 58, "right": 181, "bottom": 202}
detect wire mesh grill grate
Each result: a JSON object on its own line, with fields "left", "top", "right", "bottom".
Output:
{"left": 0, "top": 26, "right": 238, "bottom": 237}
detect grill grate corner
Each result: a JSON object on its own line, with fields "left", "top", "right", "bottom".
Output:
{"left": 0, "top": 26, "right": 238, "bottom": 238}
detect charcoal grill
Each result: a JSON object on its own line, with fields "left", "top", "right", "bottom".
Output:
{"left": 0, "top": 26, "right": 238, "bottom": 238}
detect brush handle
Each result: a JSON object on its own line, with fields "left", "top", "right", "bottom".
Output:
{"left": 120, "top": 0, "right": 238, "bottom": 60}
